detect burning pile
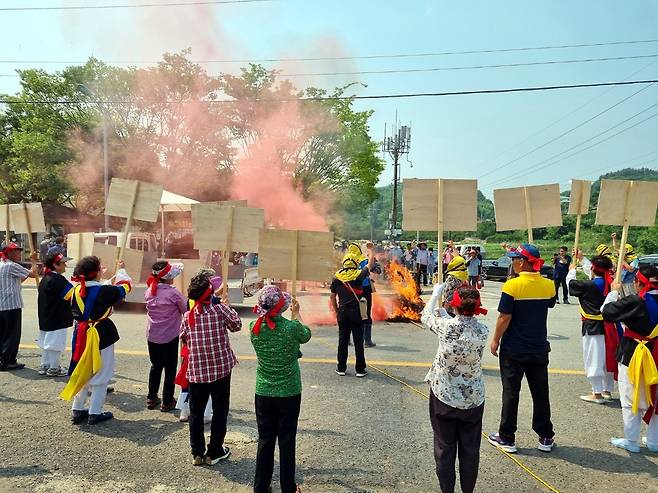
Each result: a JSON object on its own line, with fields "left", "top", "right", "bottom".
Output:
{"left": 386, "top": 262, "right": 425, "bottom": 322}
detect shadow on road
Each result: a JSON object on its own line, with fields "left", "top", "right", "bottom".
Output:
{"left": 0, "top": 465, "right": 49, "bottom": 478}
{"left": 556, "top": 445, "right": 658, "bottom": 474}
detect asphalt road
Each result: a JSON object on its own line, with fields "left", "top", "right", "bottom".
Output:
{"left": 1, "top": 282, "right": 657, "bottom": 493}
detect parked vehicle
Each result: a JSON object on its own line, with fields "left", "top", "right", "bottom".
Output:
{"left": 482, "top": 255, "right": 554, "bottom": 282}
{"left": 638, "top": 254, "right": 658, "bottom": 268}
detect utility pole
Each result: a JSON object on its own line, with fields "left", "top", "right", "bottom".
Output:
{"left": 382, "top": 120, "right": 411, "bottom": 240}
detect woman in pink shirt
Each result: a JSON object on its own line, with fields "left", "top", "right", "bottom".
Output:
{"left": 144, "top": 261, "right": 186, "bottom": 412}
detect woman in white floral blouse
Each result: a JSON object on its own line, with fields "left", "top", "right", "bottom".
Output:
{"left": 422, "top": 284, "right": 489, "bottom": 493}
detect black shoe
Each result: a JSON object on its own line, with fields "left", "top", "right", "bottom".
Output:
{"left": 71, "top": 410, "right": 89, "bottom": 424}
{"left": 356, "top": 370, "right": 368, "bottom": 378}
{"left": 364, "top": 342, "right": 376, "bottom": 348}
{"left": 106, "top": 386, "right": 115, "bottom": 394}
{"left": 88, "top": 411, "right": 114, "bottom": 425}
{"left": 0, "top": 362, "right": 25, "bottom": 371}
{"left": 205, "top": 447, "right": 231, "bottom": 465}
{"left": 555, "top": 300, "right": 560, "bottom": 304}
{"left": 563, "top": 300, "right": 570, "bottom": 304}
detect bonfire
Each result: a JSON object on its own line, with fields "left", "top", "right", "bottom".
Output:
{"left": 386, "top": 262, "right": 425, "bottom": 322}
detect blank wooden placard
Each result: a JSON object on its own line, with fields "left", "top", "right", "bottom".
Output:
{"left": 9, "top": 203, "right": 46, "bottom": 233}
{"left": 0, "top": 204, "right": 14, "bottom": 231}
{"left": 91, "top": 242, "right": 144, "bottom": 281}
{"left": 105, "top": 178, "right": 163, "bottom": 223}
{"left": 172, "top": 259, "right": 206, "bottom": 295}
{"left": 66, "top": 232, "right": 96, "bottom": 261}
{"left": 568, "top": 180, "right": 592, "bottom": 215}
{"left": 258, "top": 228, "right": 334, "bottom": 283}
{"left": 402, "top": 178, "right": 478, "bottom": 231}
{"left": 192, "top": 203, "right": 264, "bottom": 252}
{"left": 494, "top": 184, "right": 563, "bottom": 231}
{"left": 595, "top": 179, "right": 658, "bottom": 226}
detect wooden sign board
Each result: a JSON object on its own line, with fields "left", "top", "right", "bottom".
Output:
{"left": 402, "top": 178, "right": 478, "bottom": 231}
{"left": 66, "top": 232, "right": 96, "bottom": 261}
{"left": 494, "top": 184, "right": 563, "bottom": 231}
{"left": 192, "top": 203, "right": 264, "bottom": 252}
{"left": 91, "top": 242, "right": 144, "bottom": 281}
{"left": 595, "top": 179, "right": 658, "bottom": 226}
{"left": 568, "top": 180, "right": 592, "bottom": 215}
{"left": 219, "top": 200, "right": 248, "bottom": 207}
{"left": 258, "top": 229, "right": 334, "bottom": 283}
{"left": 105, "top": 178, "right": 163, "bottom": 223}
{"left": 0, "top": 204, "right": 14, "bottom": 231}
{"left": 9, "top": 203, "right": 46, "bottom": 233}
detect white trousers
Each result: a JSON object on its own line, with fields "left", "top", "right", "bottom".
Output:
{"left": 38, "top": 328, "right": 68, "bottom": 369}
{"left": 71, "top": 345, "right": 115, "bottom": 415}
{"left": 583, "top": 335, "right": 615, "bottom": 393}
{"left": 176, "top": 390, "right": 212, "bottom": 417}
{"left": 618, "top": 363, "right": 658, "bottom": 445}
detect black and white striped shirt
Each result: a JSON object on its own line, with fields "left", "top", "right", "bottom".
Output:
{"left": 0, "top": 260, "right": 30, "bottom": 311}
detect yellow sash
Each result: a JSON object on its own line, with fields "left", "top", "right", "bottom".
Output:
{"left": 580, "top": 306, "right": 603, "bottom": 321}
{"left": 627, "top": 323, "right": 658, "bottom": 415}
{"left": 59, "top": 325, "right": 102, "bottom": 401}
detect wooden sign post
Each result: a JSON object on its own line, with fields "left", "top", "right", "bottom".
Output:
{"left": 568, "top": 180, "right": 592, "bottom": 267}
{"left": 192, "top": 202, "right": 264, "bottom": 297}
{"left": 595, "top": 179, "right": 658, "bottom": 283}
{"left": 494, "top": 184, "right": 563, "bottom": 244}
{"left": 105, "top": 178, "right": 163, "bottom": 271}
{"left": 402, "top": 178, "right": 478, "bottom": 284}
{"left": 0, "top": 204, "right": 11, "bottom": 246}
{"left": 9, "top": 202, "right": 46, "bottom": 285}
{"left": 258, "top": 228, "right": 334, "bottom": 299}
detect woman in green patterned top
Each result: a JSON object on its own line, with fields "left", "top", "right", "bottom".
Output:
{"left": 250, "top": 285, "right": 311, "bottom": 493}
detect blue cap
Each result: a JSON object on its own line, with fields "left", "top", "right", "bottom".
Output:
{"left": 507, "top": 243, "right": 541, "bottom": 260}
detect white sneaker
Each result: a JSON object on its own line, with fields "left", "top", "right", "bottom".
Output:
{"left": 37, "top": 365, "right": 48, "bottom": 376}
{"left": 46, "top": 367, "right": 68, "bottom": 377}
{"left": 642, "top": 437, "right": 658, "bottom": 453}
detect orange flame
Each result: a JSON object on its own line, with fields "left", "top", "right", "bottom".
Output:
{"left": 386, "top": 262, "right": 425, "bottom": 322}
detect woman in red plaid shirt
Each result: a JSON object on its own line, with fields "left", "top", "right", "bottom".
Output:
{"left": 180, "top": 273, "right": 242, "bottom": 466}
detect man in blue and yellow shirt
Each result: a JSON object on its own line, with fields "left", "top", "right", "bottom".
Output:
{"left": 487, "top": 244, "right": 557, "bottom": 454}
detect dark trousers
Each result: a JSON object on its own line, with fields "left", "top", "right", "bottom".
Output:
{"left": 0, "top": 309, "right": 22, "bottom": 366}
{"left": 363, "top": 285, "right": 374, "bottom": 344}
{"left": 468, "top": 276, "right": 479, "bottom": 288}
{"left": 147, "top": 336, "right": 179, "bottom": 403}
{"left": 429, "top": 391, "right": 483, "bottom": 493}
{"left": 415, "top": 263, "right": 428, "bottom": 286}
{"left": 188, "top": 372, "right": 231, "bottom": 457}
{"left": 337, "top": 318, "right": 366, "bottom": 373}
{"left": 254, "top": 393, "right": 302, "bottom": 493}
{"left": 554, "top": 277, "right": 568, "bottom": 301}
{"left": 498, "top": 352, "right": 554, "bottom": 442}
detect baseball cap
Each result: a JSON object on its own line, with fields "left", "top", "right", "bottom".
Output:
{"left": 2, "top": 242, "right": 23, "bottom": 254}
{"left": 507, "top": 243, "right": 541, "bottom": 260}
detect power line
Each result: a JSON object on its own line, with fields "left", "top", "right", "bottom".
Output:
{"left": 1, "top": 79, "right": 658, "bottom": 104}
{"left": 0, "top": 0, "right": 272, "bottom": 11}
{"left": 4, "top": 53, "right": 658, "bottom": 79}
{"left": 477, "top": 82, "right": 656, "bottom": 180}
{"left": 483, "top": 104, "right": 658, "bottom": 189}
{"left": 473, "top": 59, "right": 658, "bottom": 171}
{"left": 1, "top": 38, "right": 658, "bottom": 64}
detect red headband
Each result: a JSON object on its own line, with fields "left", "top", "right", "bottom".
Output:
{"left": 71, "top": 271, "right": 98, "bottom": 298}
{"left": 147, "top": 262, "right": 172, "bottom": 296}
{"left": 592, "top": 266, "right": 614, "bottom": 296}
{"left": 44, "top": 253, "right": 64, "bottom": 275}
{"left": 636, "top": 271, "right": 658, "bottom": 299}
{"left": 251, "top": 296, "right": 287, "bottom": 335}
{"left": 188, "top": 286, "right": 213, "bottom": 328}
{"left": 516, "top": 246, "right": 544, "bottom": 272}
{"left": 450, "top": 289, "right": 488, "bottom": 316}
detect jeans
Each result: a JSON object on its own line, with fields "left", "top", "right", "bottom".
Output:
{"left": 363, "top": 285, "right": 374, "bottom": 344}
{"left": 498, "top": 352, "right": 554, "bottom": 442}
{"left": 337, "top": 318, "right": 366, "bottom": 373}
{"left": 188, "top": 372, "right": 231, "bottom": 457}
{"left": 429, "top": 392, "right": 483, "bottom": 493}
{"left": 468, "top": 276, "right": 479, "bottom": 288}
{"left": 0, "top": 308, "right": 22, "bottom": 366}
{"left": 254, "top": 393, "right": 302, "bottom": 493}
{"left": 554, "top": 277, "right": 568, "bottom": 301}
{"left": 147, "top": 336, "right": 179, "bottom": 404}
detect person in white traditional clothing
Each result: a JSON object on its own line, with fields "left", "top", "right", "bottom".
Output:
{"left": 567, "top": 252, "right": 618, "bottom": 404}
{"left": 37, "top": 252, "right": 75, "bottom": 377}
{"left": 601, "top": 263, "right": 658, "bottom": 453}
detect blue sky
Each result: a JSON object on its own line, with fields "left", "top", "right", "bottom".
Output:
{"left": 1, "top": 0, "right": 658, "bottom": 199}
